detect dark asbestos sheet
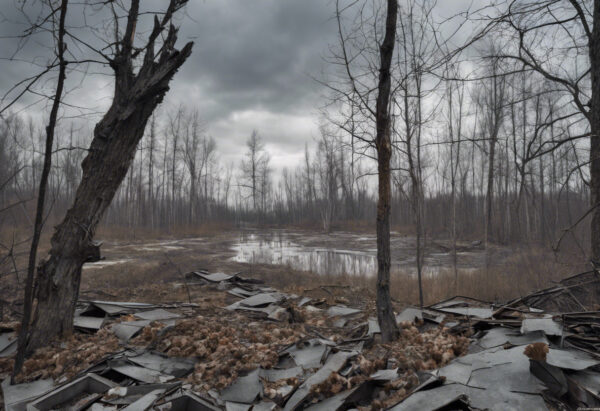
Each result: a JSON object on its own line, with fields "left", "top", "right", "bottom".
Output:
{"left": 220, "top": 369, "right": 262, "bottom": 404}
{"left": 283, "top": 351, "right": 357, "bottom": 411}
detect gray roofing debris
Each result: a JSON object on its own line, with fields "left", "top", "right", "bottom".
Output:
{"left": 259, "top": 366, "right": 303, "bottom": 382}
{"left": 546, "top": 348, "right": 600, "bottom": 370}
{"left": 430, "top": 296, "right": 494, "bottom": 319}
{"left": 121, "top": 388, "right": 167, "bottom": 411}
{"left": 126, "top": 352, "right": 195, "bottom": 378}
{"left": 74, "top": 315, "right": 106, "bottom": 332}
{"left": 394, "top": 307, "right": 423, "bottom": 324}
{"left": 112, "top": 320, "right": 152, "bottom": 342}
{"left": 192, "top": 272, "right": 234, "bottom": 283}
{"left": 0, "top": 332, "right": 17, "bottom": 357}
{"left": 388, "top": 270, "right": 600, "bottom": 410}
{"left": 237, "top": 292, "right": 286, "bottom": 308}
{"left": 157, "top": 391, "right": 221, "bottom": 410}
{"left": 283, "top": 351, "right": 357, "bottom": 411}
{"left": 81, "top": 301, "right": 158, "bottom": 316}
{"left": 74, "top": 301, "right": 182, "bottom": 338}
{"left": 3, "top": 269, "right": 600, "bottom": 410}
{"left": 108, "top": 362, "right": 173, "bottom": 384}
{"left": 303, "top": 381, "right": 376, "bottom": 411}
{"left": 26, "top": 373, "right": 116, "bottom": 411}
{"left": 220, "top": 369, "right": 262, "bottom": 404}
{"left": 135, "top": 309, "right": 181, "bottom": 322}
{"left": 521, "top": 317, "right": 563, "bottom": 336}
{"left": 389, "top": 381, "right": 548, "bottom": 411}
{"left": 2, "top": 378, "right": 54, "bottom": 411}
{"left": 103, "top": 383, "right": 178, "bottom": 406}
{"left": 186, "top": 269, "right": 264, "bottom": 286}
{"left": 282, "top": 339, "right": 329, "bottom": 370}
{"left": 476, "top": 327, "right": 548, "bottom": 349}
{"left": 325, "top": 305, "right": 362, "bottom": 317}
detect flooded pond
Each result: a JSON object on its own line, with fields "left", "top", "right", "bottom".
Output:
{"left": 231, "top": 233, "right": 376, "bottom": 276}
{"left": 230, "top": 230, "right": 487, "bottom": 277}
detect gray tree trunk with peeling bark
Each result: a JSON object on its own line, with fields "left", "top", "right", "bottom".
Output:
{"left": 24, "top": 0, "right": 193, "bottom": 354}
{"left": 375, "top": 0, "right": 400, "bottom": 342}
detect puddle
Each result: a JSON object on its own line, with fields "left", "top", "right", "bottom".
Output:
{"left": 83, "top": 259, "right": 132, "bottom": 269}
{"left": 136, "top": 245, "right": 186, "bottom": 252}
{"left": 231, "top": 233, "right": 377, "bottom": 276}
{"left": 230, "top": 231, "right": 482, "bottom": 277}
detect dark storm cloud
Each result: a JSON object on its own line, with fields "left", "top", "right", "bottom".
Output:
{"left": 0, "top": 0, "right": 481, "bottom": 171}
{"left": 172, "top": 0, "right": 337, "bottom": 120}
{"left": 0, "top": 1, "right": 339, "bottom": 170}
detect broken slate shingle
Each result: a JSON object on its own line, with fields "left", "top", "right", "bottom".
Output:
{"left": 520, "top": 317, "right": 563, "bottom": 337}
{"left": 546, "top": 348, "right": 600, "bottom": 370}
{"left": 239, "top": 292, "right": 286, "bottom": 308}
{"left": 395, "top": 307, "right": 423, "bottom": 324}
{"left": 220, "top": 369, "right": 262, "bottom": 404}
{"left": 283, "top": 339, "right": 328, "bottom": 369}
{"left": 283, "top": 351, "right": 357, "bottom": 411}
{"left": 326, "top": 305, "right": 361, "bottom": 317}
{"left": 1, "top": 378, "right": 54, "bottom": 411}
{"left": 111, "top": 320, "right": 151, "bottom": 342}
{"left": 134, "top": 309, "right": 181, "bottom": 321}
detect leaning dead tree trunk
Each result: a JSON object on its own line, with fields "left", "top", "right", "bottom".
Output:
{"left": 23, "top": 0, "right": 193, "bottom": 355}
{"left": 375, "top": 0, "right": 400, "bottom": 342}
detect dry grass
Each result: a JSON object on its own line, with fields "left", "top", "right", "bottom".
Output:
{"left": 313, "top": 247, "right": 586, "bottom": 306}
{"left": 95, "top": 221, "right": 235, "bottom": 241}
{"left": 77, "top": 233, "right": 586, "bottom": 309}
{"left": 2, "top": 220, "right": 587, "bottom": 311}
{"left": 392, "top": 248, "right": 586, "bottom": 305}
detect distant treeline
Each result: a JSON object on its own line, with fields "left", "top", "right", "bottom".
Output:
{"left": 0, "top": 95, "right": 589, "bottom": 251}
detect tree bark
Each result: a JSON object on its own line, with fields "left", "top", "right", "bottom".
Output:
{"left": 375, "top": 0, "right": 399, "bottom": 343}
{"left": 24, "top": 1, "right": 193, "bottom": 354}
{"left": 590, "top": 1, "right": 600, "bottom": 261}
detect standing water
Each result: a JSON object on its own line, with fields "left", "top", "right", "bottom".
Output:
{"left": 230, "top": 230, "right": 485, "bottom": 277}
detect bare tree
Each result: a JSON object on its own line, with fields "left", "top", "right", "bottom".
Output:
{"left": 316, "top": 125, "right": 340, "bottom": 232}
{"left": 241, "top": 130, "right": 270, "bottom": 217}
{"left": 14, "top": 0, "right": 68, "bottom": 377}
{"left": 21, "top": 0, "right": 193, "bottom": 356}
{"left": 489, "top": 0, "right": 597, "bottom": 258}
{"left": 475, "top": 44, "right": 507, "bottom": 252}
{"left": 374, "top": 0, "right": 400, "bottom": 341}
{"left": 327, "top": 0, "right": 400, "bottom": 340}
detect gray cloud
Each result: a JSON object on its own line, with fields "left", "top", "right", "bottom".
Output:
{"left": 0, "top": 0, "right": 481, "bottom": 173}
{"left": 171, "top": 1, "right": 336, "bottom": 119}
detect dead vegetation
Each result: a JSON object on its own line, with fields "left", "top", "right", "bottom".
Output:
{"left": 0, "top": 273, "right": 471, "bottom": 409}
{"left": 2, "top": 267, "right": 599, "bottom": 410}
{"left": 16, "top": 329, "right": 120, "bottom": 383}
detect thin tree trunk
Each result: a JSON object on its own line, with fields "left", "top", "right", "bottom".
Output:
{"left": 375, "top": 0, "right": 399, "bottom": 343}
{"left": 590, "top": 2, "right": 600, "bottom": 261}
{"left": 13, "top": 0, "right": 69, "bottom": 377}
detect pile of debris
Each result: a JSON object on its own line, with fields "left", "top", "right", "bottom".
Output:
{"left": 1, "top": 269, "right": 599, "bottom": 410}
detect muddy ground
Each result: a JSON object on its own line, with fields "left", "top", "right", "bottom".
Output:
{"left": 0, "top": 227, "right": 581, "bottom": 319}
{"left": 79, "top": 228, "right": 508, "bottom": 299}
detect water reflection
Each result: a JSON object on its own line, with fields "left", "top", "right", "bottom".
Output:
{"left": 231, "top": 233, "right": 376, "bottom": 276}
{"left": 230, "top": 231, "right": 476, "bottom": 277}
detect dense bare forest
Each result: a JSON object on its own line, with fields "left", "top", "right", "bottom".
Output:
{"left": 1, "top": 0, "right": 599, "bottom": 410}
{"left": 0, "top": 72, "right": 590, "bottom": 245}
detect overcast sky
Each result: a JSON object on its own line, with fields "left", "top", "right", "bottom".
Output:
{"left": 0, "top": 0, "right": 476, "bottom": 174}
{"left": 172, "top": 0, "right": 338, "bottom": 171}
